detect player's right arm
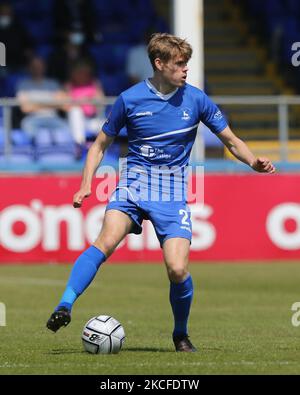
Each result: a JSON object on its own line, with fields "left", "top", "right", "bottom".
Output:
{"left": 73, "top": 131, "right": 114, "bottom": 208}
{"left": 73, "top": 94, "right": 126, "bottom": 208}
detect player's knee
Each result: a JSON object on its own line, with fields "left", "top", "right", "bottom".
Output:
{"left": 167, "top": 264, "right": 188, "bottom": 283}
{"left": 94, "top": 235, "right": 119, "bottom": 257}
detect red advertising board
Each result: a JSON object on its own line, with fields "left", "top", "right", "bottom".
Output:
{"left": 0, "top": 174, "right": 300, "bottom": 263}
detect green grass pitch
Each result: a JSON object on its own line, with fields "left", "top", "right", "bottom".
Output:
{"left": 0, "top": 262, "right": 300, "bottom": 375}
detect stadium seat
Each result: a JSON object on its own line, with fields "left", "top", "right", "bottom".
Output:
{"left": 11, "top": 0, "right": 54, "bottom": 44}
{"left": 11, "top": 129, "right": 32, "bottom": 146}
{"left": 0, "top": 152, "right": 34, "bottom": 164}
{"left": 36, "top": 152, "right": 75, "bottom": 164}
{"left": 100, "top": 72, "right": 129, "bottom": 96}
{"left": 35, "top": 44, "right": 54, "bottom": 61}
{"left": 89, "top": 43, "right": 130, "bottom": 73}
{"left": 0, "top": 126, "right": 34, "bottom": 163}
{"left": 34, "top": 128, "right": 76, "bottom": 163}
{"left": 91, "top": 0, "right": 117, "bottom": 19}
{"left": 21, "top": 19, "right": 54, "bottom": 45}
{"left": 51, "top": 129, "right": 75, "bottom": 146}
{"left": 34, "top": 129, "right": 52, "bottom": 146}
{"left": 12, "top": 0, "right": 54, "bottom": 19}
{"left": 2, "top": 72, "right": 29, "bottom": 97}
{"left": 34, "top": 128, "right": 75, "bottom": 147}
{"left": 286, "top": 0, "right": 300, "bottom": 16}
{"left": 36, "top": 144, "right": 76, "bottom": 163}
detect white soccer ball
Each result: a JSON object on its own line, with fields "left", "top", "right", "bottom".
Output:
{"left": 81, "top": 315, "right": 125, "bottom": 354}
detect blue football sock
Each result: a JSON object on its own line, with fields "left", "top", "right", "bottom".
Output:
{"left": 169, "top": 274, "right": 193, "bottom": 338}
{"left": 56, "top": 246, "right": 106, "bottom": 312}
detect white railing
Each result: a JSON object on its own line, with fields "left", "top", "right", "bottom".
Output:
{"left": 0, "top": 97, "right": 116, "bottom": 158}
{"left": 212, "top": 95, "right": 300, "bottom": 162}
{"left": 0, "top": 95, "right": 299, "bottom": 162}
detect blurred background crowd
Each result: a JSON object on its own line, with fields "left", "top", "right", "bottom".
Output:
{"left": 0, "top": 0, "right": 169, "bottom": 164}
{"left": 0, "top": 0, "right": 300, "bottom": 165}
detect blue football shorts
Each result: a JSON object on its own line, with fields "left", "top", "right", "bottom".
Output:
{"left": 105, "top": 187, "right": 192, "bottom": 247}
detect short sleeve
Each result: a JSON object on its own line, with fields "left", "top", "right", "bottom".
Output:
{"left": 102, "top": 95, "right": 126, "bottom": 137}
{"left": 200, "top": 93, "right": 228, "bottom": 134}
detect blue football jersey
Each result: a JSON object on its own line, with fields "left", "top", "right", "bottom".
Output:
{"left": 102, "top": 79, "right": 227, "bottom": 201}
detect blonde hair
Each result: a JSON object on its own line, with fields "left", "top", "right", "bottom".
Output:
{"left": 147, "top": 33, "right": 193, "bottom": 70}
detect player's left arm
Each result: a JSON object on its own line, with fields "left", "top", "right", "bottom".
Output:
{"left": 217, "top": 126, "right": 276, "bottom": 173}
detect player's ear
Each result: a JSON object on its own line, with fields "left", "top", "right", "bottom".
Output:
{"left": 154, "top": 58, "right": 163, "bottom": 71}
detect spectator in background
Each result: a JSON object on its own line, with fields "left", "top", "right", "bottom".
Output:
{"left": 16, "top": 56, "right": 69, "bottom": 140}
{"left": 53, "top": 0, "right": 95, "bottom": 44}
{"left": 0, "top": 1, "right": 33, "bottom": 75}
{"left": 126, "top": 31, "right": 154, "bottom": 85}
{"left": 63, "top": 59, "right": 106, "bottom": 146}
{"left": 47, "top": 29, "right": 93, "bottom": 83}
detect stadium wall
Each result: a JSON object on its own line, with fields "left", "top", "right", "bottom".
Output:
{"left": 0, "top": 174, "right": 299, "bottom": 263}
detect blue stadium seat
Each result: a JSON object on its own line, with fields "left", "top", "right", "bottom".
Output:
{"left": 2, "top": 72, "right": 29, "bottom": 97}
{"left": 11, "top": 145, "right": 35, "bottom": 162}
{"left": 35, "top": 44, "right": 54, "bottom": 61}
{"left": 92, "top": 0, "right": 158, "bottom": 44}
{"left": 11, "top": 129, "right": 32, "bottom": 146}
{"left": 34, "top": 128, "right": 76, "bottom": 163}
{"left": 286, "top": 0, "right": 300, "bottom": 16}
{"left": 36, "top": 151, "right": 76, "bottom": 164}
{"left": 51, "top": 129, "right": 75, "bottom": 146}
{"left": 34, "top": 128, "right": 75, "bottom": 147}
{"left": 0, "top": 126, "right": 34, "bottom": 163}
{"left": 21, "top": 19, "right": 54, "bottom": 45}
{"left": 100, "top": 27, "right": 132, "bottom": 45}
{"left": 91, "top": 0, "right": 116, "bottom": 19}
{"left": 12, "top": 0, "right": 54, "bottom": 20}
{"left": 0, "top": 152, "right": 34, "bottom": 164}
{"left": 89, "top": 43, "right": 130, "bottom": 72}
{"left": 34, "top": 129, "right": 52, "bottom": 146}
{"left": 265, "top": 0, "right": 284, "bottom": 15}
{"left": 100, "top": 71, "right": 129, "bottom": 96}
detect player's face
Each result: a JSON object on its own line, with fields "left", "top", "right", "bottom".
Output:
{"left": 159, "top": 55, "right": 189, "bottom": 88}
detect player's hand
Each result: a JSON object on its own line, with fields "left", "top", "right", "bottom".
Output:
{"left": 73, "top": 187, "right": 91, "bottom": 208}
{"left": 251, "top": 157, "right": 276, "bottom": 174}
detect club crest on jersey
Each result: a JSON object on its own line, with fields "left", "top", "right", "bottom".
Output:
{"left": 181, "top": 108, "right": 191, "bottom": 121}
